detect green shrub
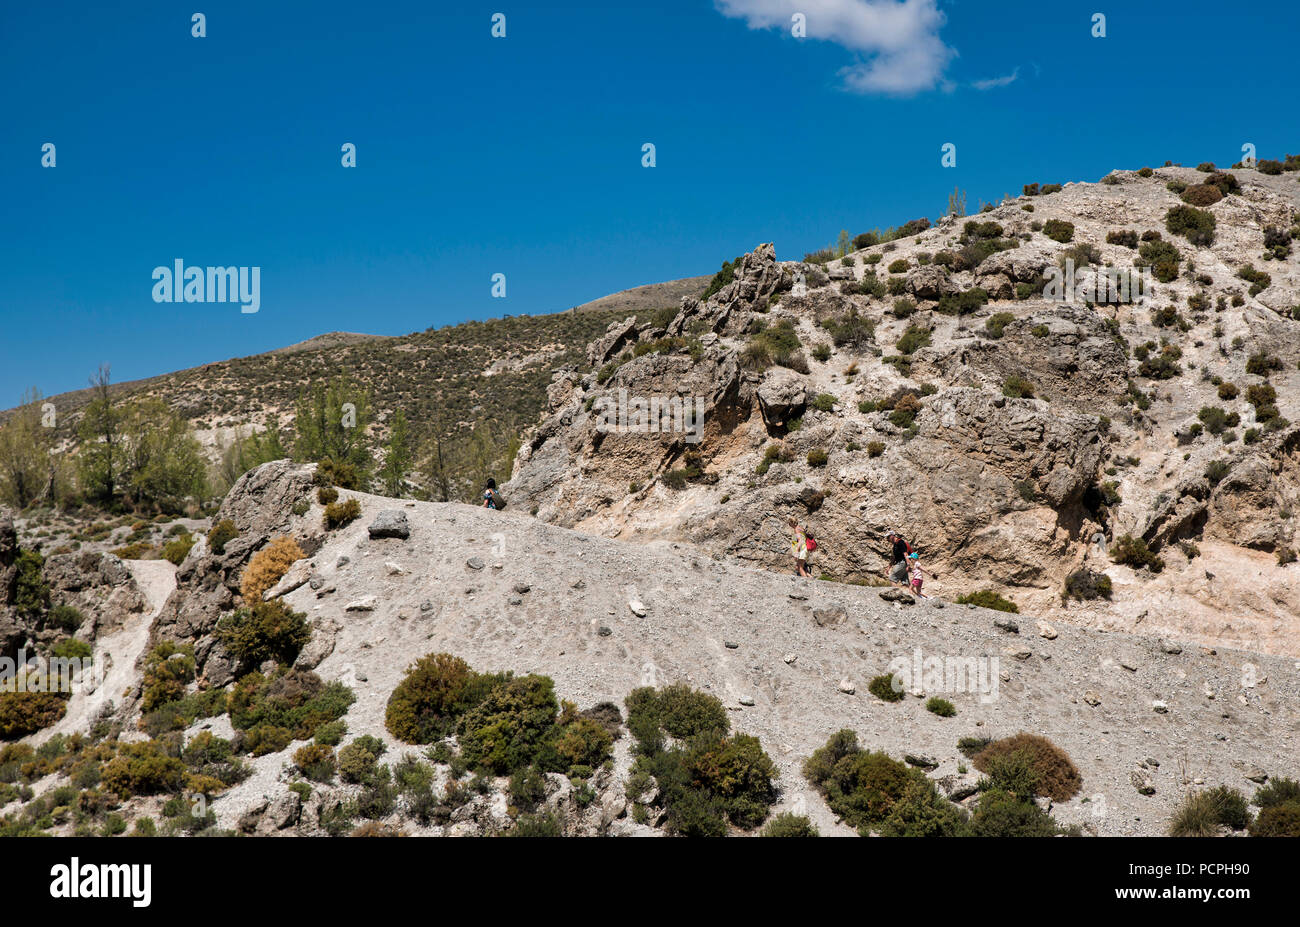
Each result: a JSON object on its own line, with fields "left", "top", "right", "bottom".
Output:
{"left": 866, "top": 441, "right": 885, "bottom": 458}
{"left": 317, "top": 485, "right": 339, "bottom": 505}
{"left": 811, "top": 393, "right": 836, "bottom": 413}
{"left": 1166, "top": 205, "right": 1216, "bottom": 246}
{"left": 293, "top": 744, "right": 336, "bottom": 783}
{"left": 385, "top": 653, "right": 496, "bottom": 744}
{"left": 1254, "top": 777, "right": 1300, "bottom": 809}
{"left": 760, "top": 812, "right": 818, "bottom": 837}
{"left": 1110, "top": 534, "right": 1164, "bottom": 572}
{"left": 1246, "top": 351, "right": 1281, "bottom": 376}
{"left": 46, "top": 604, "right": 85, "bottom": 632}
{"left": 323, "top": 498, "right": 361, "bottom": 530}
{"left": 14, "top": 550, "right": 49, "bottom": 619}
{"left": 216, "top": 599, "right": 311, "bottom": 668}
{"left": 806, "top": 449, "right": 828, "bottom": 468}
{"left": 102, "top": 742, "right": 187, "bottom": 798}
{"left": 970, "top": 788, "right": 1068, "bottom": 836}
{"left": 895, "top": 325, "right": 931, "bottom": 355}
{"left": 926, "top": 697, "right": 956, "bottom": 717}
{"left": 1042, "top": 219, "right": 1075, "bottom": 243}
{"left": 0, "top": 687, "right": 68, "bottom": 739}
{"left": 1249, "top": 802, "right": 1300, "bottom": 836}
{"left": 626, "top": 684, "right": 776, "bottom": 834}
{"left": 955, "top": 589, "right": 1019, "bottom": 613}
{"left": 984, "top": 312, "right": 1015, "bottom": 339}
{"left": 935, "top": 288, "right": 988, "bottom": 316}
{"left": 803, "top": 730, "right": 963, "bottom": 835}
{"left": 1169, "top": 786, "right": 1250, "bottom": 836}
{"left": 887, "top": 258, "right": 910, "bottom": 274}
{"left": 207, "top": 519, "right": 239, "bottom": 555}
{"left": 1002, "top": 375, "right": 1035, "bottom": 399}
{"left": 458, "top": 675, "right": 559, "bottom": 775}
{"left": 140, "top": 641, "right": 196, "bottom": 712}
{"left": 161, "top": 533, "right": 196, "bottom": 566}
{"left": 49, "top": 638, "right": 91, "bottom": 661}
{"left": 1064, "top": 568, "right": 1112, "bottom": 600}
{"left": 868, "top": 674, "right": 905, "bottom": 702}
{"left": 228, "top": 668, "right": 355, "bottom": 751}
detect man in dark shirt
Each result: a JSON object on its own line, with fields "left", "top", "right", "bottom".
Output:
{"left": 887, "top": 531, "right": 911, "bottom": 585}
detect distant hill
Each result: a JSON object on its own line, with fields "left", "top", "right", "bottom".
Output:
{"left": 568, "top": 275, "right": 709, "bottom": 315}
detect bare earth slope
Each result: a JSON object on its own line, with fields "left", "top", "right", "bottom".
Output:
{"left": 129, "top": 464, "right": 1300, "bottom": 837}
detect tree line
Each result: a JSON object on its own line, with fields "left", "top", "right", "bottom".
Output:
{"left": 0, "top": 365, "right": 518, "bottom": 514}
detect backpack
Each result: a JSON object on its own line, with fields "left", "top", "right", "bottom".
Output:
{"left": 803, "top": 530, "right": 817, "bottom": 552}
{"left": 489, "top": 489, "right": 507, "bottom": 511}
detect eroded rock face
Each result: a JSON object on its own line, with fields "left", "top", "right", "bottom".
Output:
{"left": 504, "top": 180, "right": 1300, "bottom": 651}
{"left": 150, "top": 459, "right": 319, "bottom": 687}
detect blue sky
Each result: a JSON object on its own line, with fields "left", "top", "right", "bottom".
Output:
{"left": 2, "top": 0, "right": 1297, "bottom": 405}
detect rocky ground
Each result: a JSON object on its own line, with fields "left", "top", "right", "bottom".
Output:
{"left": 7, "top": 461, "right": 1297, "bottom": 837}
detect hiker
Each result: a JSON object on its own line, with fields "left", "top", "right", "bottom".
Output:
{"left": 907, "top": 552, "right": 932, "bottom": 598}
{"left": 886, "top": 531, "right": 912, "bottom": 586}
{"left": 789, "top": 516, "right": 813, "bottom": 578}
{"left": 481, "top": 478, "right": 504, "bottom": 510}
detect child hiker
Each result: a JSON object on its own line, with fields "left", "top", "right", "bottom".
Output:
{"left": 907, "top": 552, "right": 932, "bottom": 598}
{"left": 788, "top": 516, "right": 813, "bottom": 578}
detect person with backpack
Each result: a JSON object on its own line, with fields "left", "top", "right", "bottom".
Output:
{"left": 788, "top": 516, "right": 814, "bottom": 577}
{"left": 886, "top": 530, "right": 912, "bottom": 586}
{"left": 482, "top": 478, "right": 506, "bottom": 510}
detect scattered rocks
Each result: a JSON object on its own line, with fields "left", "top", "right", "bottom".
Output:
{"left": 878, "top": 588, "right": 914, "bottom": 605}
{"left": 994, "top": 618, "right": 1020, "bottom": 634}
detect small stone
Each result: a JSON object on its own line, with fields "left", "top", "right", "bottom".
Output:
{"left": 1245, "top": 767, "right": 1268, "bottom": 784}
{"left": 368, "top": 510, "right": 411, "bottom": 540}
{"left": 597, "top": 626, "right": 613, "bottom": 637}
{"left": 905, "top": 754, "right": 939, "bottom": 769}
{"left": 838, "top": 678, "right": 856, "bottom": 694}
{"left": 788, "top": 592, "right": 807, "bottom": 601}
{"left": 344, "top": 596, "right": 377, "bottom": 612}
{"left": 878, "top": 588, "right": 915, "bottom": 604}
{"left": 1152, "top": 700, "right": 1169, "bottom": 714}
{"left": 724, "top": 641, "right": 739, "bottom": 649}
{"left": 812, "top": 605, "right": 847, "bottom": 627}
{"left": 1145, "top": 757, "right": 1160, "bottom": 768}
{"left": 355, "top": 670, "right": 368, "bottom": 682}
{"left": 1004, "top": 646, "right": 1032, "bottom": 661}
{"left": 738, "top": 696, "right": 755, "bottom": 707}
{"left": 1202, "top": 683, "right": 1215, "bottom": 699}
{"left": 420, "top": 600, "right": 434, "bottom": 613}
{"left": 1037, "top": 620, "right": 1058, "bottom": 640}
{"left": 336, "top": 556, "right": 350, "bottom": 568}
{"left": 466, "top": 557, "right": 485, "bottom": 571}
{"left": 783, "top": 653, "right": 797, "bottom": 665}
{"left": 571, "top": 579, "right": 586, "bottom": 590}
{"left": 508, "top": 596, "right": 523, "bottom": 606}
{"left": 1160, "top": 639, "right": 1182, "bottom": 654}
{"left": 385, "top": 561, "right": 407, "bottom": 575}
{"left": 309, "top": 577, "right": 325, "bottom": 590}
{"left": 994, "top": 618, "right": 1020, "bottom": 634}
{"left": 512, "top": 582, "right": 531, "bottom": 594}
{"left": 628, "top": 600, "right": 647, "bottom": 617}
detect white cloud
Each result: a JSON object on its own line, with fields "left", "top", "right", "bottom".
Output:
{"left": 971, "top": 67, "right": 1019, "bottom": 91}
{"left": 716, "top": 0, "right": 956, "bottom": 95}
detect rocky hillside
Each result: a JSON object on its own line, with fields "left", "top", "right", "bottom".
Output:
{"left": 505, "top": 164, "right": 1300, "bottom": 657}
{"left": 3, "top": 462, "right": 1297, "bottom": 837}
